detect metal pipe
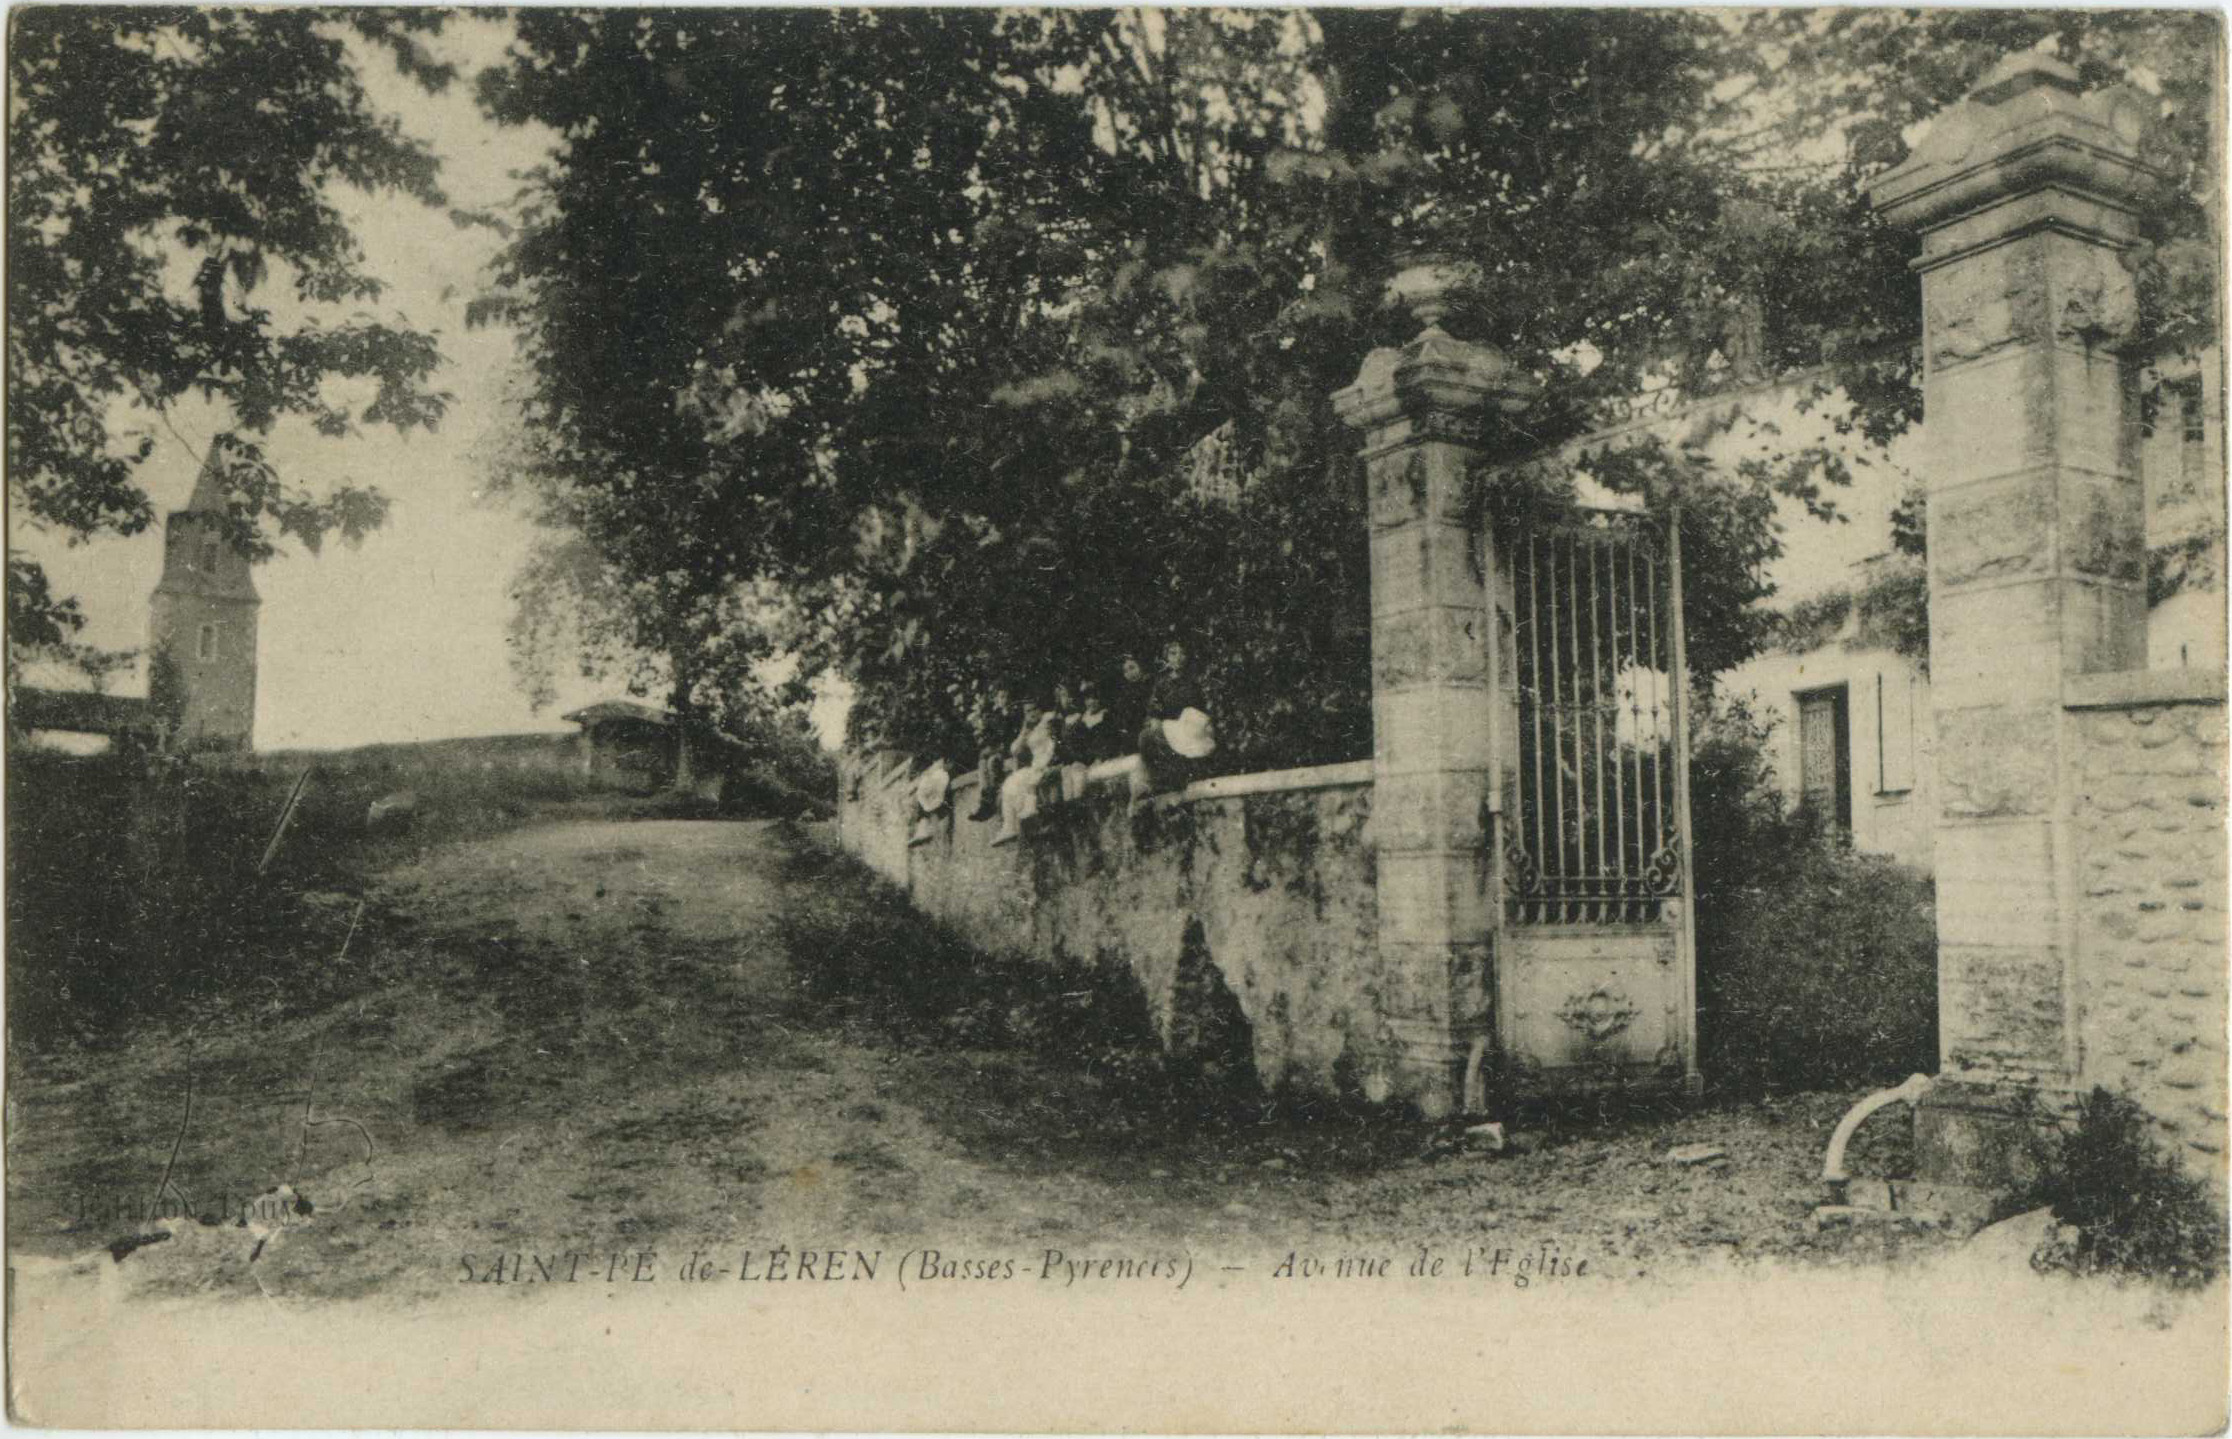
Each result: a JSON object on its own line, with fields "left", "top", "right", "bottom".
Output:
{"left": 1820, "top": 1073, "right": 1935, "bottom": 1203}
{"left": 1462, "top": 1034, "right": 1491, "bottom": 1115}
{"left": 1527, "top": 532, "right": 1547, "bottom": 904}
{"left": 1547, "top": 534, "right": 1567, "bottom": 884}
{"left": 258, "top": 767, "right": 314, "bottom": 877}
{"left": 1667, "top": 506, "right": 1701, "bottom": 1093}
{"left": 1587, "top": 533, "right": 1607, "bottom": 887}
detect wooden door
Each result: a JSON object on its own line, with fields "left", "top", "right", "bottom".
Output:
{"left": 1797, "top": 686, "right": 1851, "bottom": 837}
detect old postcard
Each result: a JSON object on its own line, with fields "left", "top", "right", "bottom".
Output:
{"left": 6, "top": 6, "right": 2227, "bottom": 1432}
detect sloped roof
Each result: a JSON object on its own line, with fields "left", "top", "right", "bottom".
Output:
{"left": 186, "top": 442, "right": 231, "bottom": 513}
{"left": 561, "top": 700, "right": 675, "bottom": 728}
{"left": 561, "top": 700, "right": 755, "bottom": 756}
{"left": 153, "top": 444, "right": 260, "bottom": 603}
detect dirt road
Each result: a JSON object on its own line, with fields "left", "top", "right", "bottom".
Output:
{"left": 9, "top": 815, "right": 1997, "bottom": 1302}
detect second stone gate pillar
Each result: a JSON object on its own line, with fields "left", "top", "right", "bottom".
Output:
{"left": 1334, "top": 262, "right": 1537, "bottom": 1116}
{"left": 1871, "top": 52, "right": 2158, "bottom": 1181}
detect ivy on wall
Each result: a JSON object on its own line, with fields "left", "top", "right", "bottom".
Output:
{"left": 1762, "top": 559, "right": 1930, "bottom": 673}
{"left": 1852, "top": 566, "right": 1931, "bottom": 672}
{"left": 1769, "top": 590, "right": 1855, "bottom": 656}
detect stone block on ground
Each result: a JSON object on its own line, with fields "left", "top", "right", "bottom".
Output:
{"left": 1463, "top": 1121, "right": 1506, "bottom": 1153}
{"left": 1960, "top": 1205, "right": 2064, "bottom": 1270}
{"left": 1665, "top": 1143, "right": 1727, "bottom": 1167}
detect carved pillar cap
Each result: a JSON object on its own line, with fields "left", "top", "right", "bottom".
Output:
{"left": 1869, "top": 49, "right": 2159, "bottom": 245}
{"left": 1334, "top": 256, "right": 1540, "bottom": 435}
{"left": 1334, "top": 331, "right": 1539, "bottom": 434}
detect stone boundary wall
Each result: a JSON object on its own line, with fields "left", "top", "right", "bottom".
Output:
{"left": 2065, "top": 669, "right": 2229, "bottom": 1182}
{"left": 837, "top": 755, "right": 1402, "bottom": 1101}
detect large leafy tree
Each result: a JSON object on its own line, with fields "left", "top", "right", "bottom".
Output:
{"left": 6, "top": 7, "right": 461, "bottom": 665}
{"left": 474, "top": 9, "right": 1135, "bottom": 759}
{"left": 1726, "top": 10, "right": 2219, "bottom": 364}
{"left": 477, "top": 9, "right": 2216, "bottom": 769}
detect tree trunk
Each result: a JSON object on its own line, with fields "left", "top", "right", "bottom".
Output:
{"left": 669, "top": 673, "right": 698, "bottom": 795}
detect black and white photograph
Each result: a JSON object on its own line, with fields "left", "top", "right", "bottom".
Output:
{"left": 4, "top": 5, "right": 2227, "bottom": 1430}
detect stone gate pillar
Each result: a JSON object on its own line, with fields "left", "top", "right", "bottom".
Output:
{"left": 1871, "top": 53, "right": 2158, "bottom": 1181}
{"left": 1334, "top": 262, "right": 1536, "bottom": 1117}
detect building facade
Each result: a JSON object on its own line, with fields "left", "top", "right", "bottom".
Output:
{"left": 1718, "top": 345, "right": 2224, "bottom": 873}
{"left": 146, "top": 449, "right": 260, "bottom": 751}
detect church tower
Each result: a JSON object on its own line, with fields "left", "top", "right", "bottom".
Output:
{"left": 148, "top": 447, "right": 260, "bottom": 751}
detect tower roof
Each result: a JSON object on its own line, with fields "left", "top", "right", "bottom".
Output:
{"left": 153, "top": 441, "right": 259, "bottom": 603}
{"left": 185, "top": 442, "right": 231, "bottom": 514}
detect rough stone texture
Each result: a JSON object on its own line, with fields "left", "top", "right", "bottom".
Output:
{"left": 2070, "top": 697, "right": 2229, "bottom": 1179}
{"left": 1913, "top": 1086, "right": 2059, "bottom": 1194}
{"left": 1334, "top": 288, "right": 1539, "bottom": 1116}
{"left": 149, "top": 456, "right": 262, "bottom": 752}
{"left": 1933, "top": 707, "right": 2056, "bottom": 820}
{"left": 1938, "top": 942, "right": 2067, "bottom": 1079}
{"left": 1933, "top": 822, "right": 2057, "bottom": 951}
{"left": 1931, "top": 468, "right": 2054, "bottom": 586}
{"left": 1871, "top": 51, "right": 2179, "bottom": 1191}
{"left": 837, "top": 761, "right": 1395, "bottom": 1105}
{"left": 837, "top": 755, "right": 917, "bottom": 890}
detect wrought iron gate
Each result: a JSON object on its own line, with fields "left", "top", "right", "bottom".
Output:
{"left": 1504, "top": 508, "right": 1695, "bottom": 928}
{"left": 1494, "top": 503, "right": 1699, "bottom": 1090}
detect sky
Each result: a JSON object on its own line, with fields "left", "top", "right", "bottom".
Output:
{"left": 12, "top": 16, "right": 850, "bottom": 752}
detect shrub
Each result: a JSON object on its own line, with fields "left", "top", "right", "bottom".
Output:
{"left": 5, "top": 750, "right": 333, "bottom": 1046}
{"left": 1690, "top": 693, "right": 1939, "bottom": 1094}
{"left": 2021, "top": 1087, "right": 2226, "bottom": 1289}
{"left": 7, "top": 734, "right": 641, "bottom": 1047}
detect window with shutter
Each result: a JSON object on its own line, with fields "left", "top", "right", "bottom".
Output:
{"left": 1877, "top": 671, "right": 1916, "bottom": 794}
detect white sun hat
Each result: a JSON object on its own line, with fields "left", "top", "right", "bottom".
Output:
{"left": 1162, "top": 707, "right": 1217, "bottom": 760}
{"left": 914, "top": 759, "right": 952, "bottom": 814}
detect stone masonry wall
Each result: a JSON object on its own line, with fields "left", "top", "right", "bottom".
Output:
{"left": 837, "top": 757, "right": 1396, "bottom": 1103}
{"left": 2068, "top": 679, "right": 2228, "bottom": 1182}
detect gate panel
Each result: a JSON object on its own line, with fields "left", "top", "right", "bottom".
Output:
{"left": 1498, "top": 508, "right": 1697, "bottom": 1089}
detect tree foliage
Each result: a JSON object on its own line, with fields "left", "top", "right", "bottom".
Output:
{"left": 475, "top": 9, "right": 2217, "bottom": 769}
{"left": 6, "top": 7, "right": 460, "bottom": 649}
{"left": 496, "top": 456, "right": 783, "bottom": 785}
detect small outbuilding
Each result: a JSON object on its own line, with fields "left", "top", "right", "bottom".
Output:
{"left": 560, "top": 699, "right": 746, "bottom": 799}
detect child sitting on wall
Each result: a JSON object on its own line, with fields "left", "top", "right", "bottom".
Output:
{"left": 907, "top": 758, "right": 951, "bottom": 847}
{"left": 1133, "top": 640, "right": 1216, "bottom": 801}
{"left": 1057, "top": 679, "right": 1121, "bottom": 791}
{"left": 993, "top": 694, "right": 1062, "bottom": 845}
{"left": 965, "top": 686, "right": 1012, "bottom": 823}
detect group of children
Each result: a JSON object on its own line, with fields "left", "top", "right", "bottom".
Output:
{"left": 907, "top": 641, "right": 1219, "bottom": 848}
